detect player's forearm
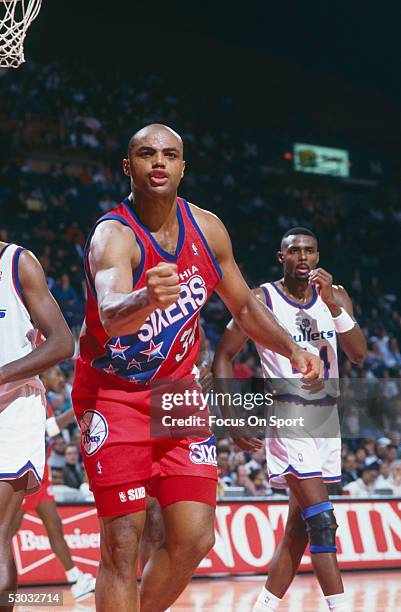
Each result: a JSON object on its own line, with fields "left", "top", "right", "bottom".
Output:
{"left": 99, "top": 288, "right": 154, "bottom": 337}
{"left": 56, "top": 407, "right": 76, "bottom": 430}
{"left": 0, "top": 332, "right": 75, "bottom": 385}
{"left": 338, "top": 326, "right": 367, "bottom": 365}
{"left": 212, "top": 352, "right": 234, "bottom": 379}
{"left": 235, "top": 293, "right": 298, "bottom": 359}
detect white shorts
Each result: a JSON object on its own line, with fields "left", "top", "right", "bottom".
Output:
{"left": 0, "top": 385, "right": 46, "bottom": 494}
{"left": 266, "top": 398, "right": 342, "bottom": 489}
{"left": 266, "top": 435, "right": 342, "bottom": 489}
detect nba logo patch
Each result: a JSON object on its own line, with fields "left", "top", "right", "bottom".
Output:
{"left": 192, "top": 242, "right": 198, "bottom": 256}
{"left": 80, "top": 410, "right": 109, "bottom": 456}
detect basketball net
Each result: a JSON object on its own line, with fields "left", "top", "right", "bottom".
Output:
{"left": 0, "top": 0, "right": 42, "bottom": 68}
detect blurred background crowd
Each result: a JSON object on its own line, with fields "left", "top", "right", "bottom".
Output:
{"left": 1, "top": 60, "right": 401, "bottom": 500}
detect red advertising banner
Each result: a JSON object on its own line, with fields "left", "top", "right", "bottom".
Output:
{"left": 13, "top": 498, "right": 401, "bottom": 585}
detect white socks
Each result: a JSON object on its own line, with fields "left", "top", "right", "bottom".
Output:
{"left": 66, "top": 566, "right": 80, "bottom": 583}
{"left": 253, "top": 587, "right": 281, "bottom": 611}
{"left": 253, "top": 587, "right": 349, "bottom": 611}
{"left": 325, "top": 592, "right": 350, "bottom": 611}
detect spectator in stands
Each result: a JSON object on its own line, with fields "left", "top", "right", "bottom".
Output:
{"left": 343, "top": 464, "right": 380, "bottom": 497}
{"left": 217, "top": 450, "right": 234, "bottom": 487}
{"left": 387, "top": 460, "right": 401, "bottom": 495}
{"left": 63, "top": 444, "right": 84, "bottom": 489}
{"left": 51, "top": 468, "right": 65, "bottom": 485}
{"left": 48, "top": 436, "right": 67, "bottom": 469}
{"left": 342, "top": 453, "right": 358, "bottom": 486}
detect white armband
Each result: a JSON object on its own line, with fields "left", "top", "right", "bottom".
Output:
{"left": 46, "top": 416, "right": 61, "bottom": 437}
{"left": 332, "top": 308, "right": 355, "bottom": 333}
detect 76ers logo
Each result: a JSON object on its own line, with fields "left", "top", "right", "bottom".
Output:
{"left": 189, "top": 437, "right": 217, "bottom": 466}
{"left": 80, "top": 410, "right": 109, "bottom": 456}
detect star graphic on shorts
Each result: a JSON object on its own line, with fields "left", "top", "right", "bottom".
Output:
{"left": 108, "top": 338, "right": 130, "bottom": 360}
{"left": 127, "top": 356, "right": 142, "bottom": 371}
{"left": 103, "top": 364, "right": 119, "bottom": 375}
{"left": 140, "top": 340, "right": 165, "bottom": 362}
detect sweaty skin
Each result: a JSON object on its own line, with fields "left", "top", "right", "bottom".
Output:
{"left": 85, "top": 125, "right": 323, "bottom": 612}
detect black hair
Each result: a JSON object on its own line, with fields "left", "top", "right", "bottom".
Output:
{"left": 281, "top": 227, "right": 317, "bottom": 242}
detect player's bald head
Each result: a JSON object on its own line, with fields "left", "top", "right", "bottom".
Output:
{"left": 128, "top": 124, "right": 183, "bottom": 156}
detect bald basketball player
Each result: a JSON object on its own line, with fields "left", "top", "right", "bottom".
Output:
{"left": 72, "top": 124, "right": 323, "bottom": 612}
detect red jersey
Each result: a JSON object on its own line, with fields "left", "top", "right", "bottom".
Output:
{"left": 75, "top": 196, "right": 221, "bottom": 394}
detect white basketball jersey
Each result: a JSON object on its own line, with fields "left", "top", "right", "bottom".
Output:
{"left": 255, "top": 281, "right": 338, "bottom": 401}
{"left": 0, "top": 244, "right": 43, "bottom": 399}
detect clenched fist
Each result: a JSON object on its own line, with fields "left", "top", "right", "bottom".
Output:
{"left": 146, "top": 262, "right": 181, "bottom": 310}
{"left": 290, "top": 348, "right": 324, "bottom": 380}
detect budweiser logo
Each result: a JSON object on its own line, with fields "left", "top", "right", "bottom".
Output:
{"left": 18, "top": 528, "right": 100, "bottom": 552}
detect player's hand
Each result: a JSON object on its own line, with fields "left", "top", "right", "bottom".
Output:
{"left": 290, "top": 349, "right": 324, "bottom": 380}
{"left": 146, "top": 262, "right": 181, "bottom": 310}
{"left": 308, "top": 268, "right": 337, "bottom": 308}
{"left": 301, "top": 377, "right": 326, "bottom": 394}
{"left": 232, "top": 437, "right": 264, "bottom": 451}
{"left": 198, "top": 366, "right": 213, "bottom": 394}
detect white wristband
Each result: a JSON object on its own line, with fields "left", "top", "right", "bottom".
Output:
{"left": 332, "top": 307, "right": 355, "bottom": 333}
{"left": 46, "top": 416, "right": 61, "bottom": 437}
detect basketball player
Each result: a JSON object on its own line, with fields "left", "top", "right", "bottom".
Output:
{"left": 72, "top": 125, "right": 323, "bottom": 612}
{"left": 12, "top": 365, "right": 96, "bottom": 600}
{"left": 213, "top": 227, "right": 367, "bottom": 612}
{"left": 0, "top": 243, "right": 74, "bottom": 611}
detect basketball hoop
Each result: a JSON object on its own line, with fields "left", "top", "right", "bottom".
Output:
{"left": 0, "top": 0, "right": 42, "bottom": 68}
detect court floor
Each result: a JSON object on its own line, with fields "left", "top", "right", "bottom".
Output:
{"left": 14, "top": 571, "right": 401, "bottom": 611}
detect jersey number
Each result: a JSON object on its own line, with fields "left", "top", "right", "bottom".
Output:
{"left": 175, "top": 322, "right": 197, "bottom": 362}
{"left": 319, "top": 346, "right": 331, "bottom": 379}
{"left": 292, "top": 345, "right": 331, "bottom": 379}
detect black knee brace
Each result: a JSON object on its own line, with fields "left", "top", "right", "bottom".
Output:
{"left": 301, "top": 501, "right": 338, "bottom": 553}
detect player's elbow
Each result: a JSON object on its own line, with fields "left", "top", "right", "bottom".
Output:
{"left": 212, "top": 349, "right": 234, "bottom": 376}
{"left": 61, "top": 331, "right": 75, "bottom": 360}
{"left": 99, "top": 303, "right": 120, "bottom": 337}
{"left": 350, "top": 350, "right": 367, "bottom": 366}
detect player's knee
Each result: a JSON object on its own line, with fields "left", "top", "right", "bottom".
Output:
{"left": 301, "top": 501, "right": 338, "bottom": 554}
{"left": 175, "top": 526, "right": 215, "bottom": 563}
{"left": 101, "top": 519, "right": 141, "bottom": 575}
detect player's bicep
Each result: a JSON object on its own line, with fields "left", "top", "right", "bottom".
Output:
{"left": 89, "top": 221, "right": 139, "bottom": 301}
{"left": 18, "top": 251, "right": 71, "bottom": 339}
{"left": 206, "top": 216, "right": 251, "bottom": 314}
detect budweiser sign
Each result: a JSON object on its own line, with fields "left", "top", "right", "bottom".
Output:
{"left": 13, "top": 499, "right": 401, "bottom": 585}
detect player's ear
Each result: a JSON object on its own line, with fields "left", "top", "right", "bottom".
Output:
{"left": 277, "top": 250, "right": 284, "bottom": 264}
{"left": 316, "top": 250, "right": 320, "bottom": 265}
{"left": 181, "top": 160, "right": 186, "bottom": 179}
{"left": 122, "top": 158, "right": 131, "bottom": 177}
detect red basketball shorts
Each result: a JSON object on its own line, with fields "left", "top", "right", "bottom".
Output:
{"left": 22, "top": 464, "right": 54, "bottom": 511}
{"left": 72, "top": 385, "right": 217, "bottom": 517}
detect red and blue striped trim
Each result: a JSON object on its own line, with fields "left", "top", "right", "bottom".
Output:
{"left": 271, "top": 281, "right": 318, "bottom": 310}
{"left": 83, "top": 213, "right": 146, "bottom": 297}
{"left": 260, "top": 285, "right": 273, "bottom": 310}
{"left": 269, "top": 465, "right": 323, "bottom": 480}
{"left": 12, "top": 246, "right": 27, "bottom": 308}
{"left": 182, "top": 199, "right": 222, "bottom": 279}
{"left": 124, "top": 197, "right": 186, "bottom": 263}
{"left": 0, "top": 460, "right": 42, "bottom": 484}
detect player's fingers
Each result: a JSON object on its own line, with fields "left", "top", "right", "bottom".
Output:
{"left": 155, "top": 274, "right": 180, "bottom": 287}
{"left": 152, "top": 262, "right": 178, "bottom": 276}
{"left": 153, "top": 284, "right": 181, "bottom": 295}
